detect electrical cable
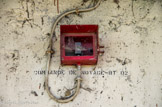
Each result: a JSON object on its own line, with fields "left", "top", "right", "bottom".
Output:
{"left": 45, "top": 0, "right": 102, "bottom": 103}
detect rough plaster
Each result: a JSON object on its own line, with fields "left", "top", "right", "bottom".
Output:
{"left": 0, "top": 0, "right": 162, "bottom": 107}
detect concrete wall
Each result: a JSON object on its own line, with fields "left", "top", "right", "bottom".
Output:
{"left": 0, "top": 0, "right": 162, "bottom": 107}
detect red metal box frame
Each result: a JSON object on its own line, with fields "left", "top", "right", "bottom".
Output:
{"left": 60, "top": 25, "right": 99, "bottom": 65}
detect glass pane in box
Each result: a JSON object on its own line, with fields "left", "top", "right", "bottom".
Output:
{"left": 65, "top": 36, "right": 93, "bottom": 56}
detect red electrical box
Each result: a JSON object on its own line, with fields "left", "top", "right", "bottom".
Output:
{"left": 60, "top": 25, "right": 103, "bottom": 65}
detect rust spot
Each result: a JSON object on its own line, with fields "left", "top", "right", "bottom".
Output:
{"left": 39, "top": 83, "right": 41, "bottom": 89}
{"left": 116, "top": 58, "right": 131, "bottom": 65}
{"left": 121, "top": 96, "right": 123, "bottom": 101}
{"left": 114, "top": 0, "right": 119, "bottom": 4}
{"left": 31, "top": 91, "right": 38, "bottom": 96}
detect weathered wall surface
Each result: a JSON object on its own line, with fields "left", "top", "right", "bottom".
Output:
{"left": 0, "top": 0, "right": 162, "bottom": 107}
